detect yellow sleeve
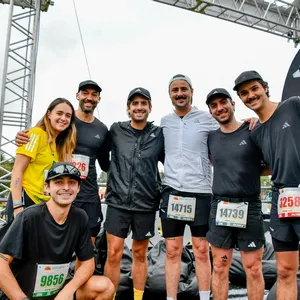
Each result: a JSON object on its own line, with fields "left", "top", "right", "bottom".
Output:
{"left": 16, "top": 127, "right": 47, "bottom": 161}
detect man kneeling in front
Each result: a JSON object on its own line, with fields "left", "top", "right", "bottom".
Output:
{"left": 0, "top": 162, "right": 114, "bottom": 300}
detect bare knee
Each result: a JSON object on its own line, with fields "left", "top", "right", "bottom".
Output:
{"left": 166, "top": 242, "right": 182, "bottom": 261}
{"left": 193, "top": 242, "right": 209, "bottom": 262}
{"left": 106, "top": 246, "right": 123, "bottom": 266}
{"left": 77, "top": 276, "right": 115, "bottom": 299}
{"left": 213, "top": 260, "right": 229, "bottom": 278}
{"left": 244, "top": 262, "right": 262, "bottom": 280}
{"left": 132, "top": 247, "right": 147, "bottom": 263}
{"left": 277, "top": 264, "right": 297, "bottom": 281}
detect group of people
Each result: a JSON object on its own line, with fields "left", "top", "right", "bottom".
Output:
{"left": 0, "top": 71, "right": 299, "bottom": 300}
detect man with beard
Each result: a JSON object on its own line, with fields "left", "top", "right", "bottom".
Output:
{"left": 206, "top": 88, "right": 266, "bottom": 300}
{"left": 0, "top": 162, "right": 114, "bottom": 300}
{"left": 103, "top": 88, "right": 164, "bottom": 300}
{"left": 160, "top": 75, "right": 219, "bottom": 300}
{"left": 16, "top": 80, "right": 109, "bottom": 243}
{"left": 234, "top": 70, "right": 300, "bottom": 300}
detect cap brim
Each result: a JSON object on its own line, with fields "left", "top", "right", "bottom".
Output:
{"left": 78, "top": 84, "right": 102, "bottom": 93}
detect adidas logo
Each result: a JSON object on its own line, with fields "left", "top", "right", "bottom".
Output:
{"left": 213, "top": 90, "right": 219, "bottom": 94}
{"left": 135, "top": 88, "right": 141, "bottom": 92}
{"left": 94, "top": 134, "right": 101, "bottom": 139}
{"left": 282, "top": 122, "right": 290, "bottom": 129}
{"left": 193, "top": 119, "right": 201, "bottom": 124}
{"left": 97, "top": 217, "right": 101, "bottom": 223}
{"left": 150, "top": 133, "right": 156, "bottom": 138}
{"left": 248, "top": 242, "right": 256, "bottom": 248}
{"left": 145, "top": 231, "right": 152, "bottom": 237}
{"left": 239, "top": 140, "right": 247, "bottom": 146}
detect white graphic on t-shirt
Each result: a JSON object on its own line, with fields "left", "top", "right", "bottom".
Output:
{"left": 282, "top": 122, "right": 290, "bottom": 129}
{"left": 239, "top": 140, "right": 247, "bottom": 146}
{"left": 94, "top": 134, "right": 101, "bottom": 139}
{"left": 150, "top": 133, "right": 156, "bottom": 138}
{"left": 25, "top": 133, "right": 39, "bottom": 152}
{"left": 145, "top": 232, "right": 152, "bottom": 237}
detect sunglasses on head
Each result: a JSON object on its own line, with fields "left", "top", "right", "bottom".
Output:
{"left": 47, "top": 164, "right": 81, "bottom": 179}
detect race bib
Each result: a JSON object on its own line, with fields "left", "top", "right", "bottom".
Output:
{"left": 278, "top": 187, "right": 300, "bottom": 218}
{"left": 167, "top": 195, "right": 196, "bottom": 221}
{"left": 72, "top": 154, "right": 90, "bottom": 180}
{"left": 216, "top": 201, "right": 248, "bottom": 228}
{"left": 32, "top": 263, "right": 70, "bottom": 298}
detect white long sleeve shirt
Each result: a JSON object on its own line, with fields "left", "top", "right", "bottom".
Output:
{"left": 161, "top": 106, "right": 219, "bottom": 194}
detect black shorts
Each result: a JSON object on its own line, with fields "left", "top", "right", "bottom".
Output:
{"left": 73, "top": 202, "right": 102, "bottom": 237}
{"left": 272, "top": 236, "right": 299, "bottom": 252}
{"left": 160, "top": 186, "right": 212, "bottom": 227}
{"left": 269, "top": 191, "right": 300, "bottom": 245}
{"left": 206, "top": 199, "right": 265, "bottom": 251}
{"left": 161, "top": 217, "right": 208, "bottom": 238}
{"left": 104, "top": 206, "right": 156, "bottom": 240}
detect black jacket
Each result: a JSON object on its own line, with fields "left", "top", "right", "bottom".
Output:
{"left": 105, "top": 121, "right": 164, "bottom": 212}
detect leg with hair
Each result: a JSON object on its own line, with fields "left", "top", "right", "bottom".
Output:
{"left": 211, "top": 246, "right": 233, "bottom": 300}
{"left": 240, "top": 247, "right": 264, "bottom": 300}
{"left": 165, "top": 236, "right": 184, "bottom": 300}
{"left": 76, "top": 275, "right": 115, "bottom": 300}
{"left": 104, "top": 233, "right": 125, "bottom": 291}
{"left": 275, "top": 250, "right": 299, "bottom": 300}
{"left": 131, "top": 239, "right": 149, "bottom": 300}
{"left": 191, "top": 236, "right": 211, "bottom": 299}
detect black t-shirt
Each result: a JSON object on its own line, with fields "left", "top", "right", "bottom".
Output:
{"left": 73, "top": 117, "right": 109, "bottom": 203}
{"left": 208, "top": 122, "right": 262, "bottom": 200}
{"left": 0, "top": 204, "right": 94, "bottom": 299}
{"left": 251, "top": 97, "right": 300, "bottom": 188}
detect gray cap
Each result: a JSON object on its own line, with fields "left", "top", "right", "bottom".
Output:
{"left": 233, "top": 70, "right": 263, "bottom": 91}
{"left": 206, "top": 88, "right": 232, "bottom": 105}
{"left": 169, "top": 74, "right": 193, "bottom": 89}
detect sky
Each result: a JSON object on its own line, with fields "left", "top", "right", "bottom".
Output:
{"left": 0, "top": 0, "right": 299, "bottom": 130}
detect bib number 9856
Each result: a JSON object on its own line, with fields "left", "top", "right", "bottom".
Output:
{"left": 40, "top": 274, "right": 65, "bottom": 287}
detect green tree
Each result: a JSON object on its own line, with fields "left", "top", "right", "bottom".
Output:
{"left": 0, "top": 153, "right": 14, "bottom": 199}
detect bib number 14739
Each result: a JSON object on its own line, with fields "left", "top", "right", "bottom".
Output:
{"left": 216, "top": 201, "right": 248, "bottom": 228}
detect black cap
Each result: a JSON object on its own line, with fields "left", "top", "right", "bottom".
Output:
{"left": 78, "top": 80, "right": 102, "bottom": 93}
{"left": 127, "top": 87, "right": 151, "bottom": 102}
{"left": 206, "top": 88, "right": 232, "bottom": 105}
{"left": 233, "top": 71, "right": 263, "bottom": 91}
{"left": 46, "top": 162, "right": 81, "bottom": 183}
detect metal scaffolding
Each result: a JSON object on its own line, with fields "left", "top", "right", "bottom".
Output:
{"left": 152, "top": 0, "right": 300, "bottom": 46}
{"left": 0, "top": 0, "right": 53, "bottom": 200}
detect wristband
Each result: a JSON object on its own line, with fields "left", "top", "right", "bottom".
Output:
{"left": 13, "top": 200, "right": 23, "bottom": 206}
{"left": 13, "top": 205, "right": 24, "bottom": 210}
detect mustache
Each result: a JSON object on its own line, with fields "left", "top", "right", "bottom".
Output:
{"left": 83, "top": 99, "right": 97, "bottom": 104}
{"left": 175, "top": 96, "right": 186, "bottom": 100}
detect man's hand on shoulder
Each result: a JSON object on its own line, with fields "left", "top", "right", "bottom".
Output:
{"left": 15, "top": 130, "right": 30, "bottom": 147}
{"left": 243, "top": 117, "right": 259, "bottom": 131}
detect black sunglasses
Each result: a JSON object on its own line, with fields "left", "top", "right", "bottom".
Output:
{"left": 47, "top": 164, "right": 81, "bottom": 180}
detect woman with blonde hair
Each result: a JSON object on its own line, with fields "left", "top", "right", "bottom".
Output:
{"left": 7, "top": 97, "right": 76, "bottom": 219}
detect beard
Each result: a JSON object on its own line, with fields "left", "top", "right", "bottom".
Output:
{"left": 79, "top": 100, "right": 96, "bottom": 113}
